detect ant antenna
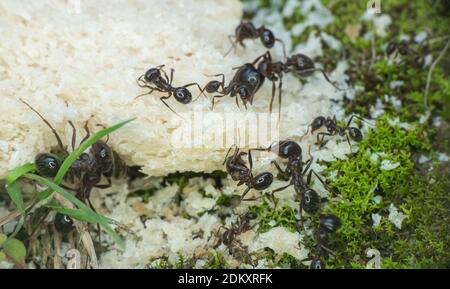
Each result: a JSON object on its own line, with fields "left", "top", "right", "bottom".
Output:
{"left": 19, "top": 98, "right": 68, "bottom": 155}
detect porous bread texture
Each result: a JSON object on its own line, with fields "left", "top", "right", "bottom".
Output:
{"left": 0, "top": 0, "right": 349, "bottom": 179}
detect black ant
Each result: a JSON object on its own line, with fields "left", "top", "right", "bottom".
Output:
{"left": 20, "top": 99, "right": 128, "bottom": 210}
{"left": 249, "top": 51, "right": 345, "bottom": 118}
{"left": 309, "top": 215, "right": 342, "bottom": 269}
{"left": 202, "top": 63, "right": 265, "bottom": 110}
{"left": 135, "top": 65, "right": 203, "bottom": 116}
{"left": 310, "top": 115, "right": 371, "bottom": 148}
{"left": 225, "top": 21, "right": 287, "bottom": 58}
{"left": 223, "top": 145, "right": 273, "bottom": 201}
{"left": 255, "top": 140, "right": 328, "bottom": 222}
{"left": 213, "top": 211, "right": 258, "bottom": 262}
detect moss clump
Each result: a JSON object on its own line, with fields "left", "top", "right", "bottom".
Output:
{"left": 249, "top": 199, "right": 298, "bottom": 233}
{"left": 321, "top": 116, "right": 449, "bottom": 268}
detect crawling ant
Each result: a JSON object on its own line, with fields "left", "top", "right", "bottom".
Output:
{"left": 20, "top": 99, "right": 129, "bottom": 209}
{"left": 310, "top": 115, "right": 372, "bottom": 148}
{"left": 203, "top": 63, "right": 265, "bottom": 110}
{"left": 250, "top": 52, "right": 345, "bottom": 118}
{"left": 135, "top": 65, "right": 203, "bottom": 116}
{"left": 213, "top": 211, "right": 258, "bottom": 263}
{"left": 309, "top": 215, "right": 342, "bottom": 269}
{"left": 225, "top": 21, "right": 287, "bottom": 58}
{"left": 54, "top": 213, "right": 75, "bottom": 234}
{"left": 385, "top": 39, "right": 431, "bottom": 69}
{"left": 223, "top": 145, "right": 273, "bottom": 201}
{"left": 255, "top": 140, "right": 328, "bottom": 222}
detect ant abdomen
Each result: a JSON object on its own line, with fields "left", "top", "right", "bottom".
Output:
{"left": 173, "top": 87, "right": 192, "bottom": 104}
{"left": 301, "top": 188, "right": 320, "bottom": 214}
{"left": 35, "top": 153, "right": 62, "bottom": 178}
{"left": 253, "top": 172, "right": 273, "bottom": 190}
{"left": 54, "top": 213, "right": 75, "bottom": 234}
{"left": 288, "top": 53, "right": 315, "bottom": 76}
{"left": 348, "top": 127, "right": 363, "bottom": 142}
{"left": 260, "top": 29, "right": 275, "bottom": 48}
{"left": 278, "top": 140, "right": 302, "bottom": 159}
{"left": 311, "top": 116, "right": 326, "bottom": 133}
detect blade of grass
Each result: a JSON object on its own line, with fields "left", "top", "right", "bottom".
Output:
{"left": 4, "top": 163, "right": 35, "bottom": 185}
{"left": 5, "top": 182, "right": 25, "bottom": 214}
{"left": 26, "top": 173, "right": 124, "bottom": 249}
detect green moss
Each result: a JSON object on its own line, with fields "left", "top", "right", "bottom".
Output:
{"left": 249, "top": 199, "right": 298, "bottom": 233}
{"left": 203, "top": 251, "right": 230, "bottom": 269}
{"left": 320, "top": 116, "right": 449, "bottom": 268}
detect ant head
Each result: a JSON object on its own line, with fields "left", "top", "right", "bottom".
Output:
{"left": 301, "top": 188, "right": 320, "bottom": 214}
{"left": 278, "top": 140, "right": 302, "bottom": 159}
{"left": 238, "top": 86, "right": 251, "bottom": 100}
{"left": 91, "top": 141, "right": 113, "bottom": 173}
{"left": 397, "top": 40, "right": 409, "bottom": 55}
{"left": 144, "top": 68, "right": 161, "bottom": 83}
{"left": 174, "top": 87, "right": 192, "bottom": 104}
{"left": 348, "top": 127, "right": 362, "bottom": 142}
{"left": 311, "top": 116, "right": 326, "bottom": 133}
{"left": 319, "top": 215, "right": 342, "bottom": 233}
{"left": 260, "top": 29, "right": 275, "bottom": 49}
{"left": 35, "top": 153, "right": 62, "bottom": 178}
{"left": 290, "top": 53, "right": 315, "bottom": 76}
{"left": 253, "top": 172, "right": 273, "bottom": 190}
{"left": 54, "top": 213, "right": 75, "bottom": 234}
{"left": 205, "top": 80, "right": 221, "bottom": 94}
{"left": 310, "top": 258, "right": 326, "bottom": 269}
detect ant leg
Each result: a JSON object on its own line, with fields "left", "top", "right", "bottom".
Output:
{"left": 87, "top": 198, "right": 102, "bottom": 243}
{"left": 240, "top": 187, "right": 251, "bottom": 200}
{"left": 275, "top": 38, "right": 287, "bottom": 59}
{"left": 247, "top": 149, "right": 253, "bottom": 172}
{"left": 270, "top": 183, "right": 292, "bottom": 198}
{"left": 68, "top": 120, "right": 77, "bottom": 152}
{"left": 160, "top": 95, "right": 185, "bottom": 120}
{"left": 158, "top": 66, "right": 170, "bottom": 84}
{"left": 308, "top": 169, "right": 332, "bottom": 193}
{"left": 269, "top": 81, "right": 276, "bottom": 114}
{"left": 95, "top": 178, "right": 112, "bottom": 189}
{"left": 271, "top": 160, "right": 287, "bottom": 175}
{"left": 211, "top": 94, "right": 226, "bottom": 110}
{"left": 277, "top": 76, "right": 283, "bottom": 122}
{"left": 345, "top": 114, "right": 375, "bottom": 128}
{"left": 302, "top": 158, "right": 313, "bottom": 176}
{"left": 222, "top": 144, "right": 237, "bottom": 165}
{"left": 300, "top": 68, "right": 346, "bottom": 91}
{"left": 80, "top": 121, "right": 91, "bottom": 145}
{"left": 95, "top": 124, "right": 109, "bottom": 143}
{"left": 183, "top": 82, "right": 204, "bottom": 101}
{"left": 169, "top": 69, "right": 174, "bottom": 86}
{"left": 316, "top": 132, "right": 333, "bottom": 145}
{"left": 224, "top": 35, "right": 237, "bottom": 57}
{"left": 251, "top": 51, "right": 271, "bottom": 66}
{"left": 19, "top": 98, "right": 68, "bottom": 155}
{"left": 134, "top": 86, "right": 165, "bottom": 100}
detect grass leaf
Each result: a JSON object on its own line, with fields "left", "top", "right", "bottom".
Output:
{"left": 5, "top": 182, "right": 25, "bottom": 214}
{"left": 26, "top": 173, "right": 124, "bottom": 249}
{"left": 4, "top": 163, "right": 35, "bottom": 185}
